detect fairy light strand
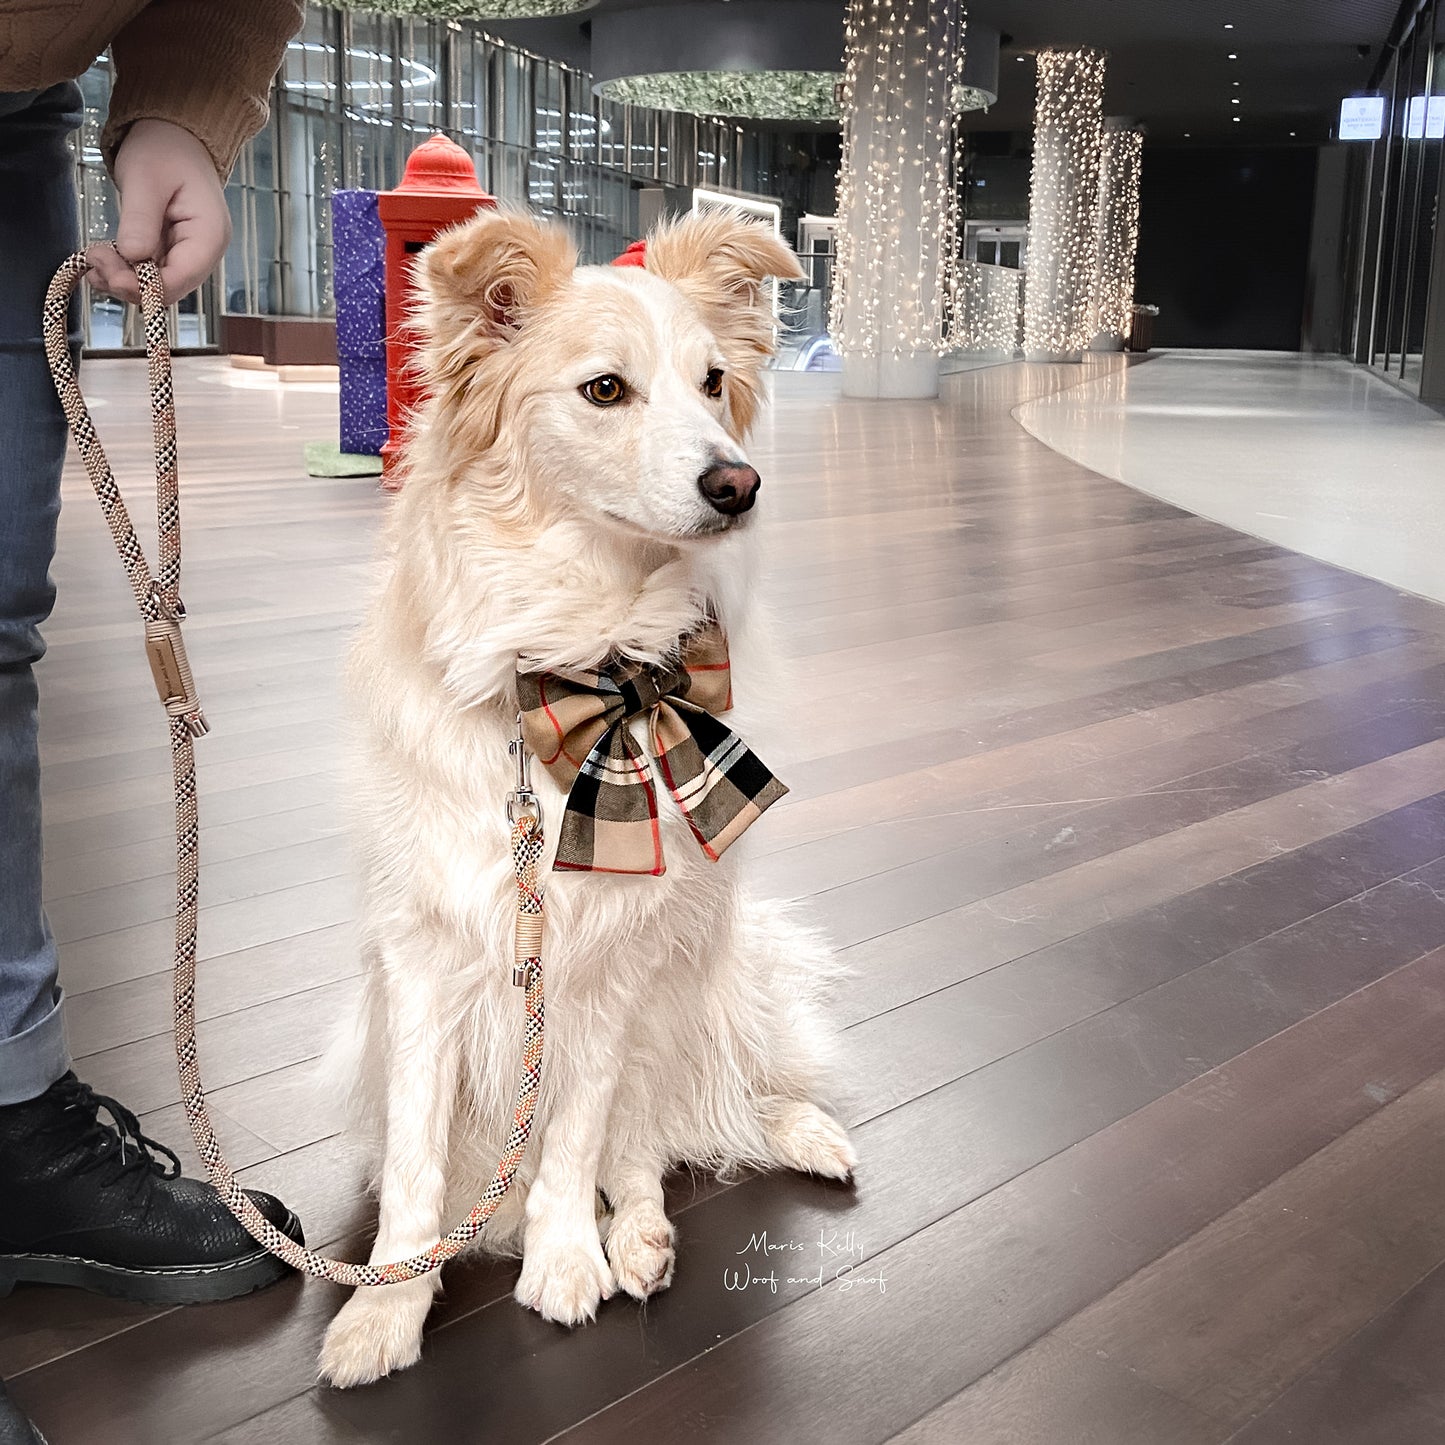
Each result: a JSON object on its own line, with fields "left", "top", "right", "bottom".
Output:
{"left": 1022, "top": 47, "right": 1106, "bottom": 357}
{"left": 949, "top": 259, "right": 1022, "bottom": 352}
{"left": 831, "top": 0, "right": 968, "bottom": 358}
{"left": 1092, "top": 125, "right": 1143, "bottom": 343}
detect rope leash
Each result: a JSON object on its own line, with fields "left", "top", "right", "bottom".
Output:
{"left": 42, "top": 254, "right": 545, "bottom": 1287}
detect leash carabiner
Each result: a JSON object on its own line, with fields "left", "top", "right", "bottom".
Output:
{"left": 507, "top": 711, "right": 539, "bottom": 825}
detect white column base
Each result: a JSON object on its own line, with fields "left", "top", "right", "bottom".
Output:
{"left": 841, "top": 352, "right": 940, "bottom": 399}
{"left": 1023, "top": 348, "right": 1084, "bottom": 364}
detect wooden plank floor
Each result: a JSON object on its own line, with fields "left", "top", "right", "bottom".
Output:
{"left": 7, "top": 355, "right": 1445, "bottom": 1443}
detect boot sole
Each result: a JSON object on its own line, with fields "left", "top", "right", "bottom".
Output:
{"left": 0, "top": 1210, "right": 304, "bottom": 1306}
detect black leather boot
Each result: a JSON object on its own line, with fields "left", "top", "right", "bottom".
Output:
{"left": 0, "top": 1381, "right": 46, "bottom": 1445}
{"left": 0, "top": 1073, "right": 303, "bottom": 1305}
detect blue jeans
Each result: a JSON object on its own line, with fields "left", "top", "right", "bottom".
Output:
{"left": 0, "top": 83, "right": 83, "bottom": 1105}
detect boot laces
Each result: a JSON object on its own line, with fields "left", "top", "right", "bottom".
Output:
{"left": 44, "top": 1075, "right": 182, "bottom": 1191}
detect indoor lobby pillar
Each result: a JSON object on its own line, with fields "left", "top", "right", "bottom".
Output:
{"left": 1090, "top": 120, "right": 1144, "bottom": 350}
{"left": 1022, "top": 47, "right": 1107, "bottom": 362}
{"left": 832, "top": 0, "right": 966, "bottom": 399}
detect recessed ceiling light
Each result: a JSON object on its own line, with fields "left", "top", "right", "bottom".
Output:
{"left": 1184, "top": 131, "right": 1192, "bottom": 137}
{"left": 1233, "top": 80, "right": 1240, "bottom": 86}
{"left": 1016, "top": 54, "right": 1027, "bottom": 61}
{"left": 1231, "top": 98, "right": 1240, "bottom": 104}
{"left": 1233, "top": 115, "right": 1241, "bottom": 122}
{"left": 1289, "top": 130, "right": 1297, "bottom": 136}
{"left": 1224, "top": 21, "right": 1234, "bottom": 28}
{"left": 1228, "top": 52, "right": 1238, "bottom": 60}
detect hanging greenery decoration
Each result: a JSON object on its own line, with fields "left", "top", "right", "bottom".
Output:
{"left": 315, "top": 0, "right": 593, "bottom": 20}
{"left": 598, "top": 71, "right": 840, "bottom": 122}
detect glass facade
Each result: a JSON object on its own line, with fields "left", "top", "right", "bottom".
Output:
{"left": 1344, "top": 0, "right": 1443, "bottom": 393}
{"left": 71, "top": 6, "right": 771, "bottom": 350}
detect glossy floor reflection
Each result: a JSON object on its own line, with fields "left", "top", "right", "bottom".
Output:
{"left": 1017, "top": 350, "right": 1445, "bottom": 603}
{"left": 7, "top": 356, "right": 1445, "bottom": 1442}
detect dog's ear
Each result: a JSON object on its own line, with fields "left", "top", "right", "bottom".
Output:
{"left": 417, "top": 208, "right": 577, "bottom": 369}
{"left": 407, "top": 210, "right": 575, "bottom": 481}
{"left": 644, "top": 210, "right": 803, "bottom": 437}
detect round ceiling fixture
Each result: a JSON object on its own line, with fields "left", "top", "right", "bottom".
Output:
{"left": 590, "top": 1, "right": 844, "bottom": 118}
{"left": 591, "top": 4, "right": 1001, "bottom": 122}
{"left": 953, "top": 24, "right": 1000, "bottom": 113}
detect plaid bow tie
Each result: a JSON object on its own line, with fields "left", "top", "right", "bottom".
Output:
{"left": 516, "top": 621, "right": 787, "bottom": 875}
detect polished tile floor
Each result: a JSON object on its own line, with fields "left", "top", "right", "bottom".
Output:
{"left": 1017, "top": 351, "right": 1445, "bottom": 604}
{"left": 7, "top": 355, "right": 1445, "bottom": 1442}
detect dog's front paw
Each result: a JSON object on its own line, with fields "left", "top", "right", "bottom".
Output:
{"left": 604, "top": 1202, "right": 676, "bottom": 1300}
{"left": 319, "top": 1281, "right": 433, "bottom": 1388}
{"left": 515, "top": 1234, "right": 616, "bottom": 1326}
{"left": 765, "top": 1101, "right": 858, "bottom": 1182}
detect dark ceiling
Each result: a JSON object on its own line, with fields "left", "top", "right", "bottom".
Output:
{"left": 491, "top": 0, "right": 1405, "bottom": 145}
{"left": 968, "top": 0, "right": 1400, "bottom": 142}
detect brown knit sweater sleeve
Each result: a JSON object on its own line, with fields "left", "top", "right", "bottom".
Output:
{"left": 101, "top": 0, "right": 303, "bottom": 180}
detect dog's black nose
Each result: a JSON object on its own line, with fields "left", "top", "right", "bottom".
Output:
{"left": 698, "top": 462, "right": 761, "bottom": 516}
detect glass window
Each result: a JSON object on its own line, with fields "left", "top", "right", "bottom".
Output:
{"left": 397, "top": 19, "right": 446, "bottom": 147}
{"left": 696, "top": 120, "right": 721, "bottom": 188}
{"left": 456, "top": 31, "right": 486, "bottom": 152}
{"left": 502, "top": 47, "right": 529, "bottom": 148}
{"left": 566, "top": 73, "right": 600, "bottom": 165}
{"left": 1354, "top": 0, "right": 1443, "bottom": 393}
{"left": 662, "top": 111, "right": 683, "bottom": 185}
{"left": 630, "top": 107, "right": 658, "bottom": 179}
{"left": 597, "top": 96, "right": 627, "bottom": 170}
{"left": 1402, "top": 14, "right": 1443, "bottom": 384}
{"left": 271, "top": 7, "right": 343, "bottom": 314}
{"left": 346, "top": 11, "right": 399, "bottom": 191}
{"left": 534, "top": 60, "right": 563, "bottom": 155}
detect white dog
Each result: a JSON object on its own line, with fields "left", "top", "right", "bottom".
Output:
{"left": 318, "top": 207, "right": 856, "bottom": 1388}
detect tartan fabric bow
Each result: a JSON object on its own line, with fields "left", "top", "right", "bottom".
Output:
{"left": 516, "top": 620, "right": 787, "bottom": 875}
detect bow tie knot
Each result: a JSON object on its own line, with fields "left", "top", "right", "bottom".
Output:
{"left": 609, "top": 663, "right": 678, "bottom": 724}
{"left": 516, "top": 620, "right": 786, "bottom": 875}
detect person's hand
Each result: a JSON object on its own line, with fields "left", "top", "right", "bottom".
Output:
{"left": 86, "top": 119, "right": 232, "bottom": 306}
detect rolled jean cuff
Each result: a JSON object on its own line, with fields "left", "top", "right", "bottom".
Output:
{"left": 0, "top": 988, "right": 69, "bottom": 1105}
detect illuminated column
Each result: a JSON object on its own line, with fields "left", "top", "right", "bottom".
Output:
{"left": 1022, "top": 47, "right": 1106, "bottom": 362}
{"left": 832, "top": 0, "right": 966, "bottom": 399}
{"left": 1091, "top": 121, "right": 1143, "bottom": 349}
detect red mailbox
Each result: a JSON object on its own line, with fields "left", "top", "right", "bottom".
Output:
{"left": 377, "top": 134, "right": 495, "bottom": 484}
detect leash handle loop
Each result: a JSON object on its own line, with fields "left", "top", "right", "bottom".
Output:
{"left": 43, "top": 255, "right": 206, "bottom": 733}
{"left": 42, "top": 252, "right": 545, "bottom": 1287}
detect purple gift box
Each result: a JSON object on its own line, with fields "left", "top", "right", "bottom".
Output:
{"left": 331, "top": 189, "right": 387, "bottom": 457}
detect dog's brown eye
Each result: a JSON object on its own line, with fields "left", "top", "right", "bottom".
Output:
{"left": 703, "top": 368, "right": 725, "bottom": 399}
{"left": 582, "top": 374, "right": 627, "bottom": 406}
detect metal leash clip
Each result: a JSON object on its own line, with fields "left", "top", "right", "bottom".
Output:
{"left": 507, "top": 713, "right": 544, "bottom": 988}
{"left": 144, "top": 582, "right": 209, "bottom": 738}
{"left": 506, "top": 712, "right": 539, "bottom": 825}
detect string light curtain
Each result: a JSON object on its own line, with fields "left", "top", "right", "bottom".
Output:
{"left": 1092, "top": 124, "right": 1143, "bottom": 345}
{"left": 1022, "top": 47, "right": 1106, "bottom": 359}
{"left": 831, "top": 0, "right": 967, "bottom": 366}
{"left": 950, "top": 259, "right": 1022, "bottom": 353}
